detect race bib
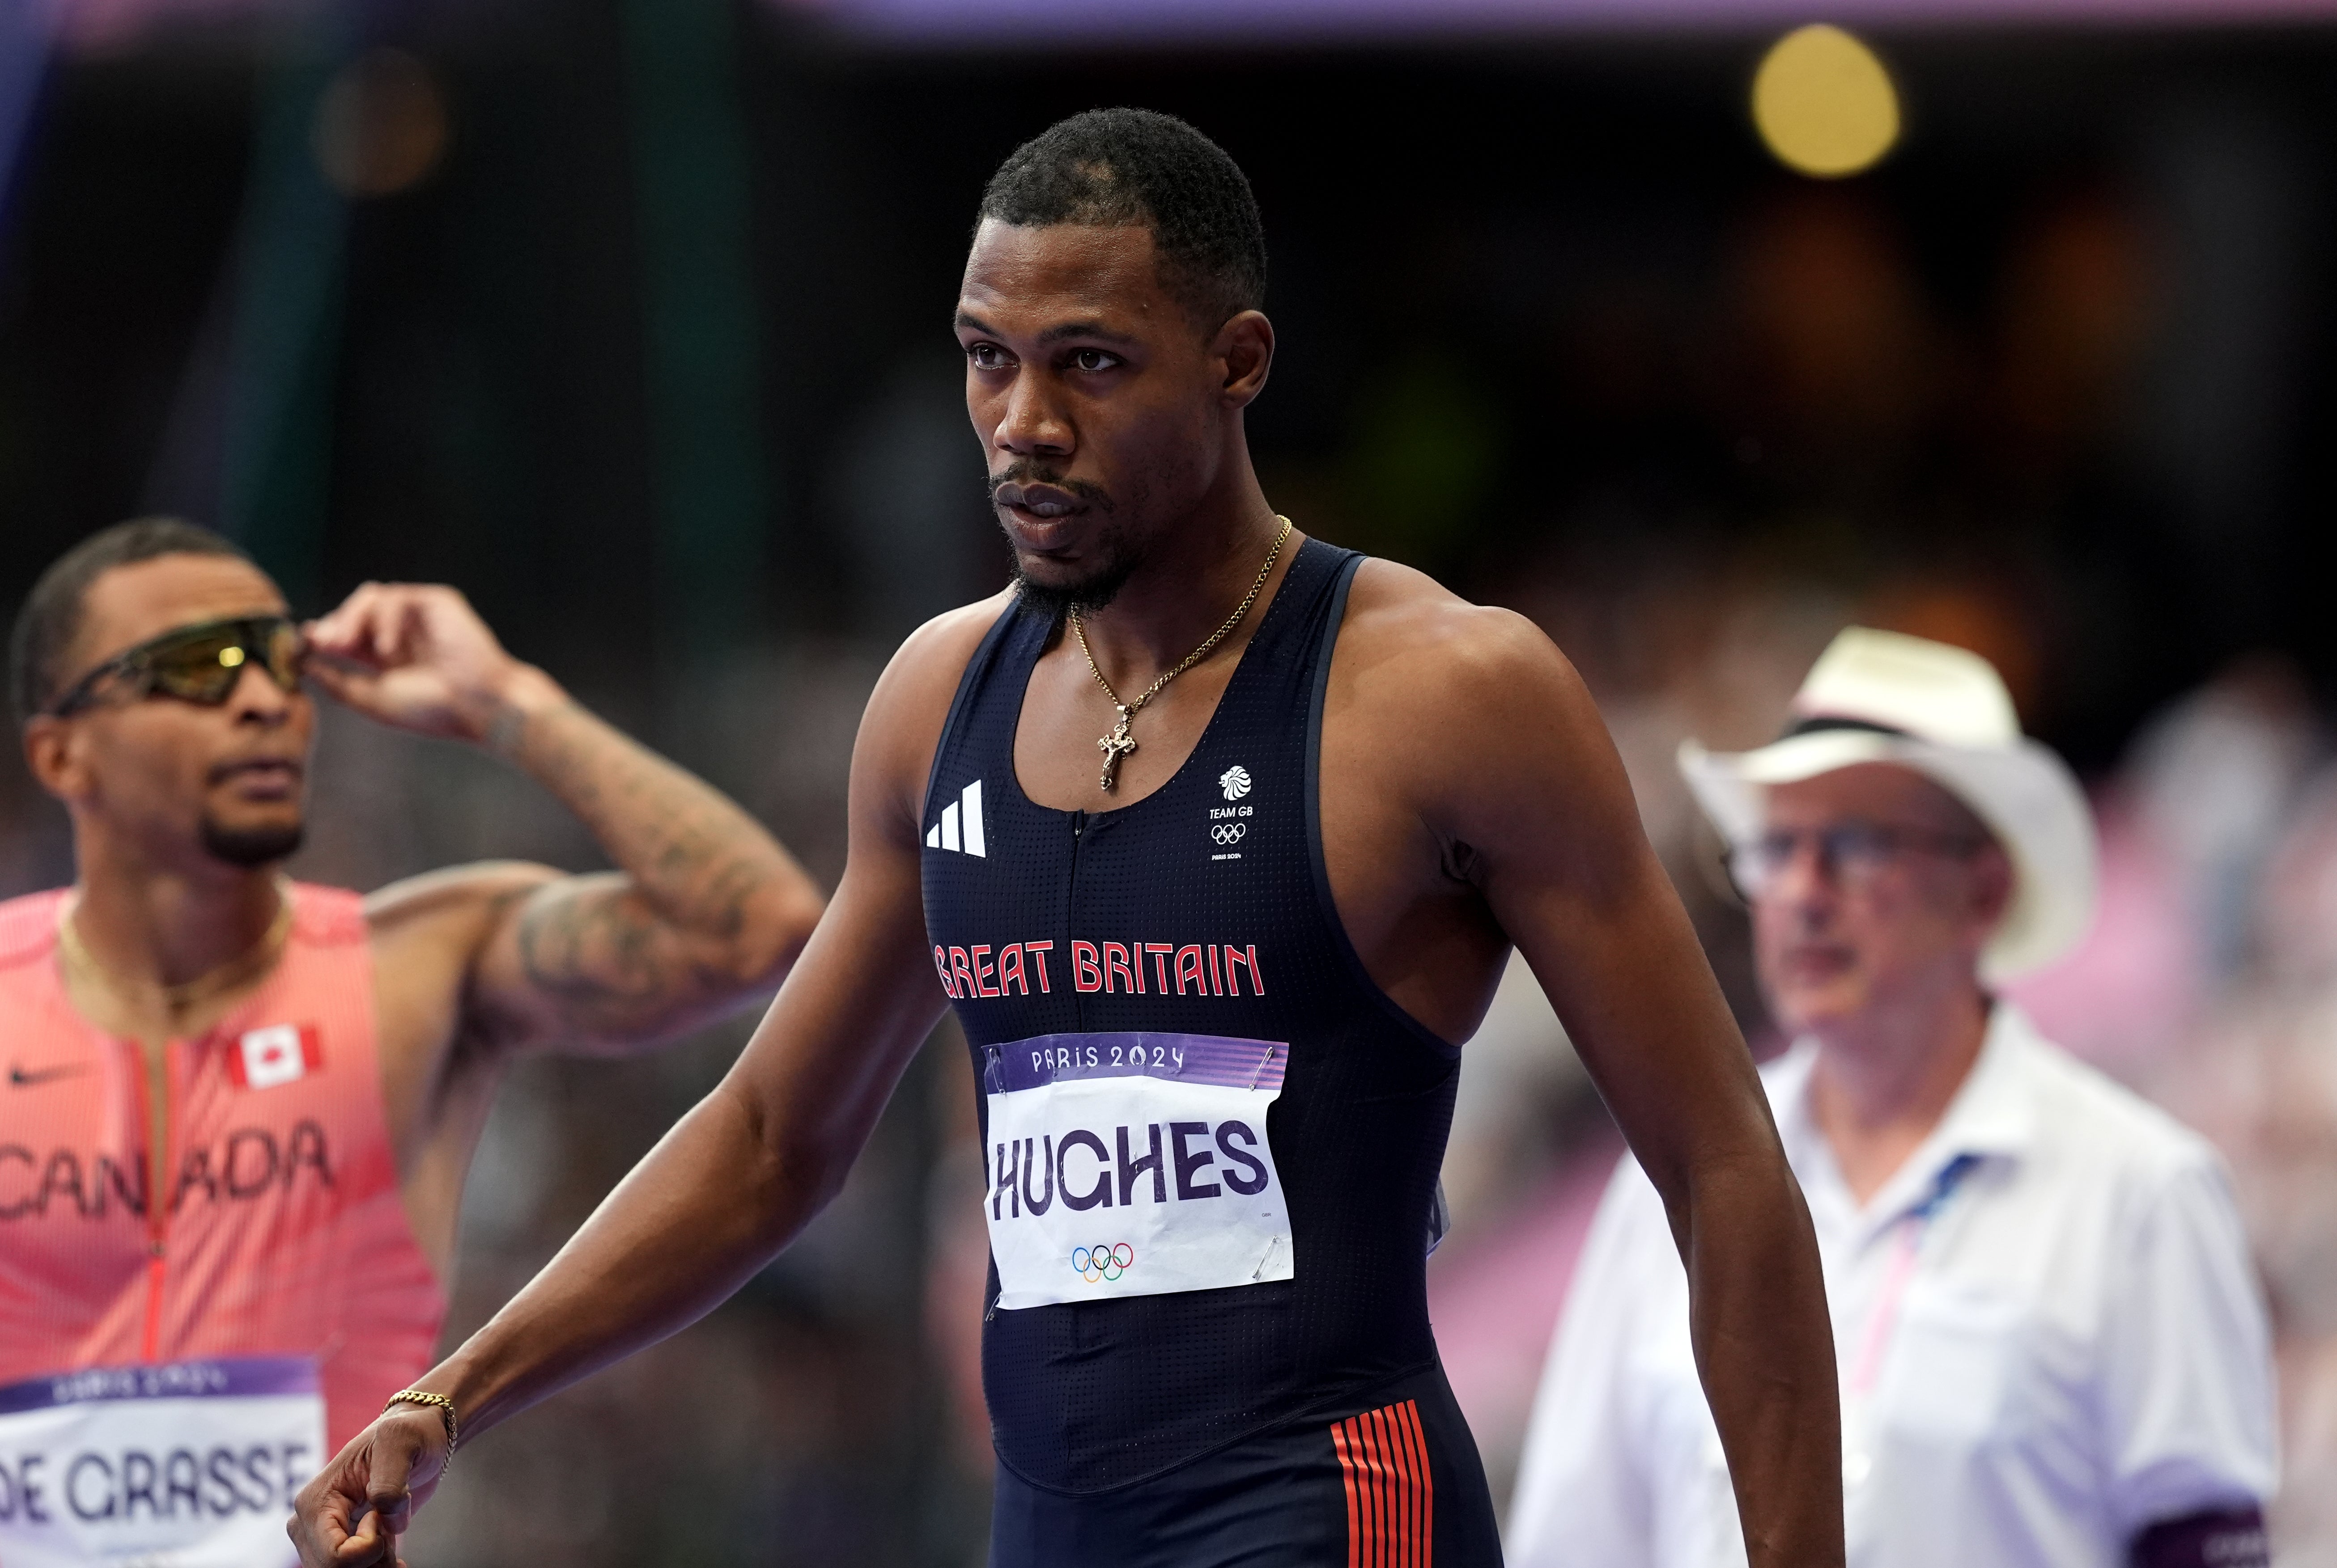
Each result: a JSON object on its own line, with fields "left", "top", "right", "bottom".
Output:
{"left": 0, "top": 1356, "right": 322, "bottom": 1568}
{"left": 982, "top": 1032, "right": 1292, "bottom": 1311}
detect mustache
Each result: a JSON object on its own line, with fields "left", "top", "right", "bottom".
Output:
{"left": 205, "top": 757, "right": 305, "bottom": 785}
{"left": 986, "top": 461, "right": 1117, "bottom": 513}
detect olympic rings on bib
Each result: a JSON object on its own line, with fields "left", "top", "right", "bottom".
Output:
{"left": 1070, "top": 1242, "right": 1136, "bottom": 1283}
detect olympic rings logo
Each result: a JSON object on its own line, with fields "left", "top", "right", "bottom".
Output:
{"left": 1071, "top": 1242, "right": 1136, "bottom": 1283}
{"left": 1210, "top": 822, "right": 1246, "bottom": 846}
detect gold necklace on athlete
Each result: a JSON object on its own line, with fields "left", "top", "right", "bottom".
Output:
{"left": 57, "top": 884, "right": 295, "bottom": 1018}
{"left": 1069, "top": 515, "right": 1293, "bottom": 793}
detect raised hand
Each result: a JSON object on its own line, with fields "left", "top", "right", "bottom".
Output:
{"left": 304, "top": 582, "right": 555, "bottom": 744}
{"left": 288, "top": 1406, "right": 449, "bottom": 1567}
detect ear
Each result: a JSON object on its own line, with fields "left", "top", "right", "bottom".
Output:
{"left": 1213, "top": 309, "right": 1275, "bottom": 409}
{"left": 21, "top": 715, "right": 85, "bottom": 804}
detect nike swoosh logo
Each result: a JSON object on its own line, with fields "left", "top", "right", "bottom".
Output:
{"left": 9, "top": 1063, "right": 89, "bottom": 1088}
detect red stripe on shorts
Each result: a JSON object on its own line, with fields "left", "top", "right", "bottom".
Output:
{"left": 1331, "top": 1419, "right": 1362, "bottom": 1568}
{"left": 1331, "top": 1398, "right": 1434, "bottom": 1567}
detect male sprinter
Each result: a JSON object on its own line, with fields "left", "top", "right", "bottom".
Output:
{"left": 1, "top": 520, "right": 822, "bottom": 1564}
{"left": 296, "top": 110, "right": 1842, "bottom": 1567}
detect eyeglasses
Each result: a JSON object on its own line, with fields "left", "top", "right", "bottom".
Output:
{"left": 1725, "top": 821, "right": 1986, "bottom": 903}
{"left": 47, "top": 615, "right": 306, "bottom": 718}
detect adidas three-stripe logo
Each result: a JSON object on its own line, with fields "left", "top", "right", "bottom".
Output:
{"left": 927, "top": 779, "right": 986, "bottom": 857}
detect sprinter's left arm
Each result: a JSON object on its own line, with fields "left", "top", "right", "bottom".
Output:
{"left": 1350, "top": 589, "right": 1844, "bottom": 1568}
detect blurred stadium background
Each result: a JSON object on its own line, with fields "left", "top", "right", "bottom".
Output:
{"left": 6, "top": 0, "right": 2337, "bottom": 1560}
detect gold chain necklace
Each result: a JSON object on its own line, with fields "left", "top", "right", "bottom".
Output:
{"left": 58, "top": 885, "right": 295, "bottom": 1017}
{"left": 1070, "top": 515, "right": 1293, "bottom": 792}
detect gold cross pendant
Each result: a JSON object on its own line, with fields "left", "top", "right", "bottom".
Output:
{"left": 1096, "top": 708, "right": 1138, "bottom": 791}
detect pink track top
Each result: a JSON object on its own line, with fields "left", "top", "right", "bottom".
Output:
{"left": 0, "top": 883, "right": 445, "bottom": 1448}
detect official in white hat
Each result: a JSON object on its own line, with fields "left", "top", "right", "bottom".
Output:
{"left": 1508, "top": 627, "right": 2278, "bottom": 1568}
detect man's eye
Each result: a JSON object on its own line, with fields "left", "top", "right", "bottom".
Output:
{"left": 1071, "top": 349, "right": 1121, "bottom": 373}
{"left": 967, "top": 343, "right": 1011, "bottom": 370}
{"left": 1827, "top": 826, "right": 1889, "bottom": 860}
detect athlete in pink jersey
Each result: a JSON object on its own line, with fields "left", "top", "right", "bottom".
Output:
{"left": 0, "top": 520, "right": 822, "bottom": 1547}
{"left": 0, "top": 883, "right": 439, "bottom": 1451}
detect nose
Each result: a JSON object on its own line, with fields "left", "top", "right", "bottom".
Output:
{"left": 226, "top": 660, "right": 297, "bottom": 726}
{"left": 993, "top": 368, "right": 1074, "bottom": 460}
{"left": 1762, "top": 833, "right": 1842, "bottom": 913}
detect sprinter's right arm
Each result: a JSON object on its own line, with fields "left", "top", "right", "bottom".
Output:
{"left": 288, "top": 598, "right": 1006, "bottom": 1568}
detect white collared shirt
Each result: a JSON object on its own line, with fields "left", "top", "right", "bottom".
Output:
{"left": 1507, "top": 1005, "right": 2277, "bottom": 1568}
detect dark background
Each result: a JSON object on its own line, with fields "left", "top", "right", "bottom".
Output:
{"left": 8, "top": 14, "right": 2334, "bottom": 757}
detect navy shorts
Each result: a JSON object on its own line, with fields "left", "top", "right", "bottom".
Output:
{"left": 989, "top": 1362, "right": 1502, "bottom": 1567}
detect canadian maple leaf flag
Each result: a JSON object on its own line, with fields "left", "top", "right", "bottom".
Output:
{"left": 232, "top": 1024, "right": 322, "bottom": 1090}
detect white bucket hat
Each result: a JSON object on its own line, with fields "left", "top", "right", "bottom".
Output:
{"left": 1678, "top": 625, "right": 2099, "bottom": 983}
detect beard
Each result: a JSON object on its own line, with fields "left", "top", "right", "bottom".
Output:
{"left": 990, "top": 463, "right": 1143, "bottom": 615}
{"left": 1005, "top": 524, "right": 1144, "bottom": 615}
{"left": 200, "top": 816, "right": 304, "bottom": 869}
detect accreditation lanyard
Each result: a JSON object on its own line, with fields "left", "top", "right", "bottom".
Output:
{"left": 1848, "top": 1152, "right": 1983, "bottom": 1397}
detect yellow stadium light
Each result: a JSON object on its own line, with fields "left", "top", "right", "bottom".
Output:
{"left": 1752, "top": 24, "right": 1901, "bottom": 179}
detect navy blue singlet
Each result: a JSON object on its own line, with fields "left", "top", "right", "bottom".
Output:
{"left": 921, "top": 540, "right": 1502, "bottom": 1565}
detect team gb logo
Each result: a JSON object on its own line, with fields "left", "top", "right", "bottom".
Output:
{"left": 1219, "top": 765, "right": 1252, "bottom": 802}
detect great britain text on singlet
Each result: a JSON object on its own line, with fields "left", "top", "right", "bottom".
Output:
{"left": 930, "top": 939, "right": 1264, "bottom": 1000}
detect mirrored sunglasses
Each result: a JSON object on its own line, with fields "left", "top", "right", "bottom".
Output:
{"left": 47, "top": 615, "right": 306, "bottom": 717}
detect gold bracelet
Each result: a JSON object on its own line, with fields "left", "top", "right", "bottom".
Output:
{"left": 383, "top": 1390, "right": 459, "bottom": 1472}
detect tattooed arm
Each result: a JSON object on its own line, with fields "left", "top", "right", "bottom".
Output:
{"left": 310, "top": 582, "right": 825, "bottom": 1057}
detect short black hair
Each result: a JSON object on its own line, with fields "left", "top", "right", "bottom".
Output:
{"left": 978, "top": 108, "right": 1267, "bottom": 330}
{"left": 10, "top": 518, "right": 258, "bottom": 724}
